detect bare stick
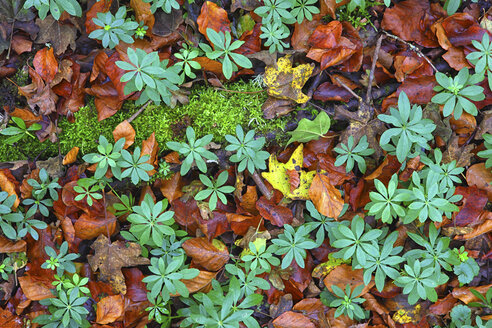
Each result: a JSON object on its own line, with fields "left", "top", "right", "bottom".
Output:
{"left": 366, "top": 35, "right": 384, "bottom": 103}
{"left": 381, "top": 30, "right": 439, "bottom": 73}
{"left": 334, "top": 77, "right": 362, "bottom": 103}
{"left": 252, "top": 170, "right": 272, "bottom": 200}
{"left": 127, "top": 100, "right": 152, "bottom": 123}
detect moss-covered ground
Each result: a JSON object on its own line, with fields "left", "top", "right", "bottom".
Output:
{"left": 0, "top": 81, "right": 293, "bottom": 162}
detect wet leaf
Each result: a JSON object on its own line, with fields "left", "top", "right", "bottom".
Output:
{"left": 182, "top": 238, "right": 229, "bottom": 272}
{"left": 113, "top": 120, "right": 135, "bottom": 149}
{"left": 62, "top": 147, "right": 79, "bottom": 165}
{"left": 256, "top": 196, "right": 294, "bottom": 227}
{"left": 33, "top": 47, "right": 58, "bottom": 84}
{"left": 96, "top": 295, "right": 124, "bottom": 324}
{"left": 273, "top": 311, "right": 316, "bottom": 328}
{"left": 88, "top": 234, "right": 150, "bottom": 294}
{"left": 35, "top": 16, "right": 77, "bottom": 55}
{"left": 466, "top": 163, "right": 492, "bottom": 201}
{"left": 197, "top": 1, "right": 231, "bottom": 43}
{"left": 287, "top": 111, "right": 331, "bottom": 145}
{"left": 264, "top": 55, "right": 314, "bottom": 104}
{"left": 323, "top": 264, "right": 374, "bottom": 295}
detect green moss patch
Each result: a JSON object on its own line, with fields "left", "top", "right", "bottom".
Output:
{"left": 0, "top": 81, "right": 292, "bottom": 162}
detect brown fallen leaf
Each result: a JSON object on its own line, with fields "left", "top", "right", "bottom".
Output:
{"left": 0, "top": 236, "right": 26, "bottom": 253}
{"left": 33, "top": 47, "right": 58, "bottom": 84}
{"left": 309, "top": 174, "right": 344, "bottom": 219}
{"left": 272, "top": 311, "right": 316, "bottom": 328}
{"left": 323, "top": 264, "right": 374, "bottom": 295}
{"left": 181, "top": 270, "right": 217, "bottom": 295}
{"left": 62, "top": 147, "right": 79, "bottom": 165}
{"left": 96, "top": 295, "right": 125, "bottom": 324}
{"left": 113, "top": 120, "right": 135, "bottom": 149}
{"left": 35, "top": 16, "right": 77, "bottom": 55}
{"left": 466, "top": 163, "right": 492, "bottom": 201}
{"left": 442, "top": 134, "right": 474, "bottom": 167}
{"left": 87, "top": 234, "right": 150, "bottom": 294}
{"left": 18, "top": 68, "right": 58, "bottom": 115}
{"left": 182, "top": 238, "right": 229, "bottom": 272}
{"left": 452, "top": 284, "right": 492, "bottom": 304}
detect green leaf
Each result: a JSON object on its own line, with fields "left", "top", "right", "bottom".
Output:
{"left": 286, "top": 111, "right": 330, "bottom": 145}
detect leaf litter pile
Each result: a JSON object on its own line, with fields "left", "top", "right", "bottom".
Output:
{"left": 0, "top": 0, "right": 492, "bottom": 327}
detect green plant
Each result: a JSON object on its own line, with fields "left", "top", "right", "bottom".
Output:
{"left": 0, "top": 191, "right": 24, "bottom": 240}
{"left": 291, "top": 0, "right": 320, "bottom": 23}
{"left": 469, "top": 287, "right": 492, "bottom": 309}
{"left": 331, "top": 215, "right": 382, "bottom": 267}
{"left": 478, "top": 134, "right": 492, "bottom": 168}
{"left": 178, "top": 279, "right": 262, "bottom": 328}
{"left": 394, "top": 259, "right": 438, "bottom": 305}
{"left": 73, "top": 178, "right": 103, "bottom": 206}
{"left": 466, "top": 30, "right": 492, "bottom": 90}
{"left": 454, "top": 258, "right": 480, "bottom": 285}
{"left": 241, "top": 239, "right": 280, "bottom": 273}
{"left": 174, "top": 45, "right": 201, "bottom": 81}
{"left": 82, "top": 135, "right": 125, "bottom": 179}
{"left": 120, "top": 194, "right": 175, "bottom": 247}
{"left": 143, "top": 0, "right": 180, "bottom": 13}
{"left": 35, "top": 287, "right": 90, "bottom": 328}
{"left": 41, "top": 241, "right": 79, "bottom": 276}
{"left": 421, "top": 149, "right": 463, "bottom": 192}
{"left": 17, "top": 212, "right": 47, "bottom": 240}
{"left": 225, "top": 265, "right": 270, "bottom": 297}
{"left": 271, "top": 224, "right": 317, "bottom": 269}
{"left": 432, "top": 68, "right": 485, "bottom": 119}
{"left": 166, "top": 126, "right": 218, "bottom": 175}
{"left": 337, "top": 0, "right": 390, "bottom": 12}
{"left": 195, "top": 171, "right": 235, "bottom": 211}
{"left": 254, "top": 0, "right": 296, "bottom": 26}
{"left": 378, "top": 91, "right": 436, "bottom": 163}
{"left": 225, "top": 125, "right": 269, "bottom": 174}
{"left": 135, "top": 22, "right": 148, "bottom": 38}
{"left": 150, "top": 234, "right": 185, "bottom": 264}
{"left": 27, "top": 168, "right": 61, "bottom": 200}
{"left": 88, "top": 7, "right": 139, "bottom": 49}
{"left": 443, "top": 0, "right": 461, "bottom": 15}
{"left": 405, "top": 171, "right": 459, "bottom": 223}
{"left": 1, "top": 117, "right": 41, "bottom": 145}
{"left": 260, "top": 22, "right": 290, "bottom": 53}
{"left": 146, "top": 294, "right": 171, "bottom": 326}
{"left": 0, "top": 257, "right": 13, "bottom": 280}
{"left": 113, "top": 193, "right": 135, "bottom": 217}
{"left": 116, "top": 48, "right": 181, "bottom": 106}
{"left": 200, "top": 29, "right": 252, "bottom": 79}
{"left": 143, "top": 254, "right": 199, "bottom": 301}
{"left": 334, "top": 135, "right": 374, "bottom": 174}
{"left": 119, "top": 147, "right": 153, "bottom": 185}
{"left": 286, "top": 111, "right": 330, "bottom": 145}
{"left": 359, "top": 231, "right": 404, "bottom": 292}
{"left": 23, "top": 0, "right": 82, "bottom": 20}
{"left": 52, "top": 274, "right": 90, "bottom": 296}
{"left": 365, "top": 174, "right": 411, "bottom": 224}
{"left": 304, "top": 200, "right": 348, "bottom": 244}
{"left": 329, "top": 284, "right": 367, "bottom": 320}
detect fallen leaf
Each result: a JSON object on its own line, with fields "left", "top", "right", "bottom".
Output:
{"left": 273, "top": 311, "right": 316, "bottom": 328}
{"left": 87, "top": 234, "right": 150, "bottom": 294}
{"left": 141, "top": 132, "right": 159, "bottom": 175}
{"left": 85, "top": 0, "right": 112, "bottom": 35}
{"left": 157, "top": 173, "right": 183, "bottom": 203}
{"left": 309, "top": 174, "right": 344, "bottom": 219}
{"left": 96, "top": 295, "right": 124, "bottom": 324}
{"left": 18, "top": 67, "right": 58, "bottom": 115}
{"left": 182, "top": 238, "right": 229, "bottom": 272}
{"left": 181, "top": 270, "right": 217, "bottom": 294}
{"left": 62, "top": 147, "right": 79, "bottom": 165}
{"left": 0, "top": 169, "right": 19, "bottom": 209}
{"left": 130, "top": 0, "right": 155, "bottom": 32}
{"left": 286, "top": 111, "right": 331, "bottom": 145}
{"left": 74, "top": 212, "right": 117, "bottom": 240}
{"left": 35, "top": 16, "right": 77, "bottom": 55}
{"left": 113, "top": 120, "right": 135, "bottom": 149}
{"left": 256, "top": 196, "right": 294, "bottom": 227}
{"left": 264, "top": 55, "right": 314, "bottom": 104}
{"left": 454, "top": 186, "right": 487, "bottom": 226}
{"left": 323, "top": 264, "right": 374, "bottom": 295}
{"left": 197, "top": 1, "right": 231, "bottom": 43}
{"left": 452, "top": 284, "right": 492, "bottom": 304}
{"left": 442, "top": 134, "right": 474, "bottom": 167}
{"left": 0, "top": 307, "right": 22, "bottom": 328}
{"left": 18, "top": 274, "right": 52, "bottom": 301}
{"left": 0, "top": 235, "right": 26, "bottom": 253}
{"left": 33, "top": 47, "right": 58, "bottom": 83}
{"left": 466, "top": 163, "right": 492, "bottom": 201}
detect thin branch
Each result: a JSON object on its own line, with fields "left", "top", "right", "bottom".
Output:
{"left": 381, "top": 30, "right": 439, "bottom": 73}
{"left": 366, "top": 34, "right": 384, "bottom": 104}
{"left": 334, "top": 77, "right": 362, "bottom": 103}
{"left": 252, "top": 170, "right": 272, "bottom": 200}
{"left": 127, "top": 100, "right": 152, "bottom": 123}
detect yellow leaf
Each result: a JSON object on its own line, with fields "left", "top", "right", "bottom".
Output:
{"left": 261, "top": 144, "right": 316, "bottom": 199}
{"left": 264, "top": 55, "right": 314, "bottom": 104}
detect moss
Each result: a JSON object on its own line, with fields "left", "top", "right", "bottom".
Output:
{"left": 0, "top": 80, "right": 292, "bottom": 161}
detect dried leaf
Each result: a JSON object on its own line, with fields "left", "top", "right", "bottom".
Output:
{"left": 442, "top": 134, "right": 474, "bottom": 167}
{"left": 35, "top": 16, "right": 77, "bottom": 55}
{"left": 197, "top": 1, "right": 231, "bottom": 43}
{"left": 309, "top": 174, "right": 344, "bottom": 219}
{"left": 141, "top": 132, "right": 159, "bottom": 175}
{"left": 256, "top": 196, "right": 294, "bottom": 227}
{"left": 273, "top": 311, "right": 316, "bottom": 328}
{"left": 62, "top": 147, "right": 79, "bottom": 165}
{"left": 182, "top": 238, "right": 229, "bottom": 272}
{"left": 264, "top": 55, "right": 314, "bottom": 104}
{"left": 181, "top": 270, "right": 217, "bottom": 294}
{"left": 0, "top": 236, "right": 26, "bottom": 253}
{"left": 452, "top": 284, "right": 492, "bottom": 304}
{"left": 33, "top": 47, "right": 58, "bottom": 83}
{"left": 112, "top": 120, "right": 135, "bottom": 149}
{"left": 96, "top": 295, "right": 124, "bottom": 324}
{"left": 88, "top": 234, "right": 150, "bottom": 294}
{"left": 323, "top": 264, "right": 374, "bottom": 295}
{"left": 130, "top": 0, "right": 154, "bottom": 32}
{"left": 466, "top": 163, "right": 492, "bottom": 201}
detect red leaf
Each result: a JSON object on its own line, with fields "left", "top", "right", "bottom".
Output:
{"left": 454, "top": 186, "right": 488, "bottom": 226}
{"left": 197, "top": 1, "right": 231, "bottom": 43}
{"left": 182, "top": 238, "right": 229, "bottom": 272}
{"left": 256, "top": 196, "right": 294, "bottom": 227}
{"left": 272, "top": 311, "right": 316, "bottom": 328}
{"left": 33, "top": 47, "right": 58, "bottom": 83}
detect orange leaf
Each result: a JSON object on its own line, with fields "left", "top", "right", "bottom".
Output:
{"left": 308, "top": 174, "right": 343, "bottom": 219}
{"left": 0, "top": 307, "right": 22, "bottom": 328}
{"left": 8, "top": 107, "right": 41, "bottom": 126}
{"left": 182, "top": 238, "right": 229, "bottom": 272}
{"left": 63, "top": 147, "right": 79, "bottom": 165}
{"left": 181, "top": 270, "right": 217, "bottom": 295}
{"left": 96, "top": 295, "right": 124, "bottom": 324}
{"left": 33, "top": 47, "right": 58, "bottom": 84}
{"left": 74, "top": 213, "right": 117, "bottom": 240}
{"left": 141, "top": 132, "right": 159, "bottom": 175}
{"left": 0, "top": 169, "right": 19, "bottom": 209}
{"left": 466, "top": 163, "right": 492, "bottom": 201}
{"left": 85, "top": 0, "right": 113, "bottom": 35}
{"left": 18, "top": 275, "right": 53, "bottom": 301}
{"left": 130, "top": 0, "right": 155, "bottom": 31}
{"left": 0, "top": 235, "right": 26, "bottom": 253}
{"left": 197, "top": 1, "right": 231, "bottom": 43}
{"left": 157, "top": 173, "right": 183, "bottom": 203}
{"left": 323, "top": 264, "right": 374, "bottom": 295}
{"left": 452, "top": 284, "right": 492, "bottom": 304}
{"left": 113, "top": 120, "right": 135, "bottom": 149}
{"left": 273, "top": 311, "right": 316, "bottom": 328}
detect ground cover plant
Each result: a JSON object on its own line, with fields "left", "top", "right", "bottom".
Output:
{"left": 0, "top": 0, "right": 491, "bottom": 327}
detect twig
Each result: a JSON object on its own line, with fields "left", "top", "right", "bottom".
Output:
{"left": 127, "top": 100, "right": 152, "bottom": 123}
{"left": 6, "top": 20, "right": 15, "bottom": 60}
{"left": 366, "top": 34, "right": 384, "bottom": 104}
{"left": 381, "top": 30, "right": 439, "bottom": 73}
{"left": 334, "top": 77, "right": 362, "bottom": 103}
{"left": 214, "top": 88, "right": 265, "bottom": 94}
{"left": 252, "top": 170, "right": 272, "bottom": 200}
